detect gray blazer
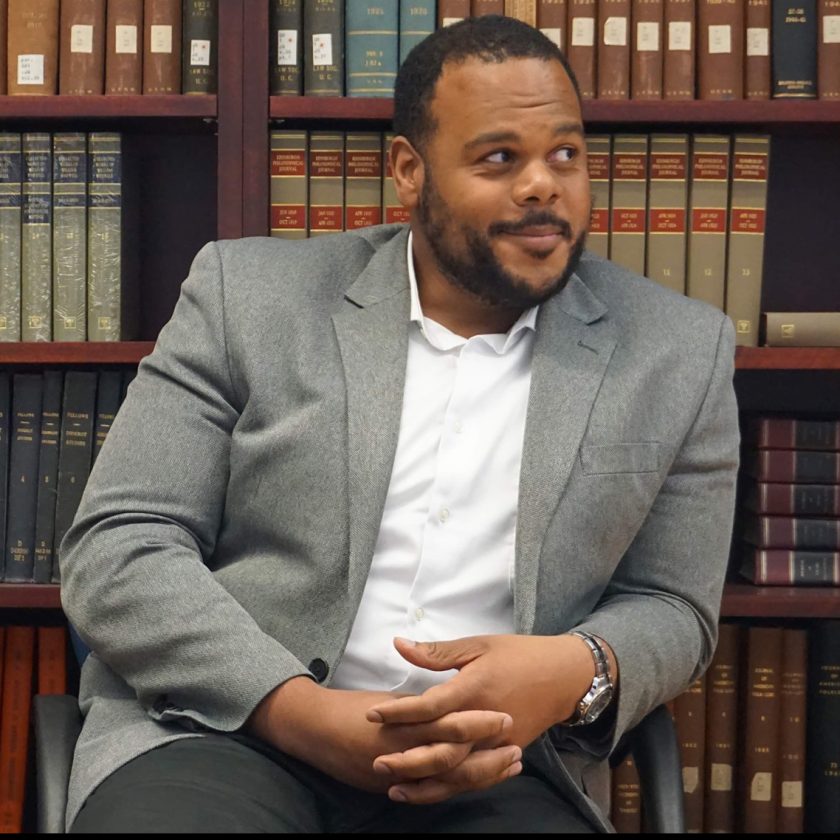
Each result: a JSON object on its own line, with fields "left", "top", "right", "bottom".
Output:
{"left": 60, "top": 224, "right": 740, "bottom": 831}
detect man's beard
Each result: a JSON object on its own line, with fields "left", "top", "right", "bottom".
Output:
{"left": 416, "top": 170, "right": 587, "bottom": 310}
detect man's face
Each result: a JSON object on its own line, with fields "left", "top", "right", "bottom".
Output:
{"left": 413, "top": 56, "right": 590, "bottom": 309}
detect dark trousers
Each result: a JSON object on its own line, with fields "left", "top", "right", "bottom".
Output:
{"left": 70, "top": 733, "right": 598, "bottom": 834}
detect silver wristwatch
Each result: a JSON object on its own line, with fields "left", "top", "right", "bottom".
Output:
{"left": 562, "top": 630, "right": 615, "bottom": 727}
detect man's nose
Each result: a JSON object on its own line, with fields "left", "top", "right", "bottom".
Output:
{"left": 511, "top": 160, "right": 561, "bottom": 206}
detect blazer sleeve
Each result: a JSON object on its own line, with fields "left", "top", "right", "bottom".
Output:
{"left": 59, "top": 242, "right": 311, "bottom": 734}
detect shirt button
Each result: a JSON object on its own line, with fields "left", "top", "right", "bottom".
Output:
{"left": 414, "top": 607, "right": 425, "bottom": 620}
{"left": 439, "top": 507, "right": 450, "bottom": 523}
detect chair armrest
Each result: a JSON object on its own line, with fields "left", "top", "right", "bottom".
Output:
{"left": 33, "top": 694, "right": 82, "bottom": 834}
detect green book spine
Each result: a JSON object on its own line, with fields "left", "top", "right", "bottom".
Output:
{"left": 270, "top": 0, "right": 303, "bottom": 95}
{"left": 181, "top": 0, "right": 217, "bottom": 94}
{"left": 0, "top": 374, "right": 10, "bottom": 580}
{"left": 0, "top": 133, "right": 22, "bottom": 342}
{"left": 91, "top": 369, "right": 122, "bottom": 465}
{"left": 32, "top": 369, "right": 62, "bottom": 583}
{"left": 304, "top": 0, "right": 344, "bottom": 95}
{"left": 398, "top": 0, "right": 435, "bottom": 65}
{"left": 346, "top": 1, "right": 398, "bottom": 97}
{"left": 21, "top": 132, "right": 52, "bottom": 342}
{"left": 52, "top": 133, "right": 88, "bottom": 342}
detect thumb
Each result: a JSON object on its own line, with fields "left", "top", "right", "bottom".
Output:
{"left": 393, "top": 636, "right": 485, "bottom": 671}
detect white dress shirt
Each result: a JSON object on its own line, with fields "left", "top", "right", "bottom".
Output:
{"left": 330, "top": 234, "right": 538, "bottom": 693}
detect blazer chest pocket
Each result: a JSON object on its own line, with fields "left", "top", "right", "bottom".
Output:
{"left": 579, "top": 442, "right": 660, "bottom": 475}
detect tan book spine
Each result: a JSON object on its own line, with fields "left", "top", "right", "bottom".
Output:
{"left": 674, "top": 675, "right": 707, "bottom": 833}
{"left": 819, "top": 0, "right": 840, "bottom": 98}
{"left": 382, "top": 133, "right": 410, "bottom": 225}
{"left": 611, "top": 755, "right": 642, "bottom": 832}
{"left": 345, "top": 132, "right": 383, "bottom": 231}
{"left": 537, "top": 0, "right": 568, "bottom": 49}
{"left": 21, "top": 133, "right": 52, "bottom": 342}
{"left": 438, "top": 0, "right": 471, "bottom": 26}
{"left": 631, "top": 0, "right": 663, "bottom": 99}
{"left": 567, "top": 0, "right": 598, "bottom": 98}
{"left": 610, "top": 134, "right": 648, "bottom": 276}
{"left": 585, "top": 134, "right": 611, "bottom": 259}
{"left": 0, "top": 0, "right": 7, "bottom": 95}
{"left": 143, "top": 0, "right": 182, "bottom": 94}
{"left": 505, "top": 0, "right": 538, "bottom": 23}
{"left": 59, "top": 0, "right": 106, "bottom": 95}
{"left": 746, "top": 0, "right": 771, "bottom": 98}
{"left": 763, "top": 312, "right": 840, "bottom": 346}
{"left": 0, "top": 133, "right": 22, "bottom": 342}
{"left": 6, "top": 0, "right": 60, "bottom": 96}
{"left": 308, "top": 131, "right": 344, "bottom": 237}
{"left": 473, "top": 1, "right": 505, "bottom": 14}
{"left": 724, "top": 135, "right": 770, "bottom": 347}
{"left": 105, "top": 0, "right": 143, "bottom": 94}
{"left": 598, "top": 0, "right": 631, "bottom": 98}
{"left": 686, "top": 134, "right": 730, "bottom": 310}
{"left": 646, "top": 134, "right": 688, "bottom": 293}
{"left": 663, "top": 0, "right": 695, "bottom": 99}
{"left": 270, "top": 130, "right": 308, "bottom": 239}
{"left": 777, "top": 628, "right": 807, "bottom": 833}
{"left": 697, "top": 0, "right": 745, "bottom": 99}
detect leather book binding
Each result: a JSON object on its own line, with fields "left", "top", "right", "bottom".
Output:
{"left": 586, "top": 135, "right": 612, "bottom": 260}
{"left": 674, "top": 675, "right": 707, "bottom": 832}
{"left": 743, "top": 480, "right": 840, "bottom": 516}
{"left": 6, "top": 0, "right": 60, "bottom": 95}
{"left": 182, "top": 0, "right": 218, "bottom": 95}
{"left": 663, "top": 0, "right": 695, "bottom": 99}
{"left": 438, "top": 0, "right": 471, "bottom": 26}
{"left": 632, "top": 0, "right": 664, "bottom": 98}
{"left": 504, "top": 0, "right": 538, "bottom": 23}
{"left": 345, "top": 132, "right": 384, "bottom": 230}
{"left": 143, "top": 0, "right": 183, "bottom": 94}
{"left": 772, "top": 0, "right": 818, "bottom": 97}
{"left": 746, "top": 0, "right": 771, "bottom": 98}
{"left": 740, "top": 548, "right": 840, "bottom": 584}
{"left": 270, "top": 0, "right": 303, "bottom": 96}
{"left": 303, "top": 0, "right": 343, "bottom": 95}
{"left": 777, "top": 628, "right": 807, "bottom": 833}
{"left": 746, "top": 416, "right": 840, "bottom": 451}
{"left": 308, "top": 131, "right": 345, "bottom": 237}
{"left": 59, "top": 0, "right": 106, "bottom": 95}
{"left": 270, "top": 130, "right": 309, "bottom": 239}
{"left": 567, "top": 0, "right": 597, "bottom": 98}
{"left": 763, "top": 311, "right": 840, "bottom": 346}
{"left": 105, "top": 0, "right": 143, "bottom": 95}
{"left": 0, "top": 0, "right": 7, "bottom": 95}
{"left": 819, "top": 0, "right": 840, "bottom": 98}
{"left": 697, "top": 0, "right": 745, "bottom": 99}
{"left": 598, "top": 0, "right": 631, "bottom": 98}
{"left": 537, "top": 0, "right": 567, "bottom": 49}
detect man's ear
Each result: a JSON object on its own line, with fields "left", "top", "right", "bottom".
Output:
{"left": 389, "top": 135, "right": 425, "bottom": 211}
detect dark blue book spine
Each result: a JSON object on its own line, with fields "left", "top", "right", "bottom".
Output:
{"left": 33, "top": 370, "right": 63, "bottom": 584}
{"left": 772, "top": 0, "right": 818, "bottom": 97}
{"left": 92, "top": 370, "right": 123, "bottom": 466}
{"left": 0, "top": 373, "right": 10, "bottom": 579}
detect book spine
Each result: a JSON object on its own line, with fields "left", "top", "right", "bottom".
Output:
{"left": 105, "top": 0, "right": 143, "bottom": 95}
{"left": 6, "top": 0, "right": 60, "bottom": 95}
{"left": 21, "top": 132, "right": 52, "bottom": 343}
{"left": 610, "top": 134, "right": 648, "bottom": 276}
{"left": 724, "top": 135, "right": 770, "bottom": 347}
{"left": 399, "top": 0, "right": 436, "bottom": 65}
{"left": 0, "top": 375, "right": 9, "bottom": 580}
{"left": 697, "top": 0, "right": 745, "bottom": 99}
{"left": 37, "top": 626, "right": 68, "bottom": 695}
{"left": 346, "top": 1, "right": 399, "bottom": 98}
{"left": 0, "top": 0, "right": 7, "bottom": 95}
{"left": 674, "top": 675, "right": 706, "bottom": 832}
{"left": 611, "top": 755, "right": 642, "bottom": 832}
{"left": 345, "top": 132, "right": 384, "bottom": 231}
{"left": 438, "top": 0, "right": 471, "bottom": 26}
{"left": 745, "top": 548, "right": 840, "bottom": 584}
{"left": 773, "top": 0, "right": 818, "bottom": 97}
{"left": 269, "top": 0, "right": 303, "bottom": 95}
{"left": 751, "top": 417, "right": 840, "bottom": 450}
{"left": 308, "top": 131, "right": 345, "bottom": 237}
{"left": 59, "top": 0, "right": 106, "bottom": 95}
{"left": 631, "top": 0, "right": 664, "bottom": 99}
{"left": 567, "top": 0, "right": 598, "bottom": 98}
{"left": 0, "top": 133, "right": 22, "bottom": 342}
{"left": 663, "top": 0, "right": 695, "bottom": 99}
{"left": 755, "top": 449, "right": 840, "bottom": 483}
{"left": 382, "top": 133, "right": 410, "bottom": 225}
{"left": 819, "top": 0, "right": 840, "bottom": 98}
{"left": 304, "top": 0, "right": 344, "bottom": 96}
{"left": 745, "top": 481, "right": 840, "bottom": 516}
{"left": 474, "top": 1, "right": 506, "bottom": 14}
{"left": 92, "top": 369, "right": 122, "bottom": 465}
{"left": 33, "top": 370, "right": 62, "bottom": 583}
{"left": 646, "top": 133, "right": 688, "bottom": 294}
{"left": 598, "top": 0, "right": 631, "bottom": 98}
{"left": 52, "top": 133, "right": 88, "bottom": 342}
{"left": 747, "top": 514, "right": 840, "bottom": 549}
{"left": 505, "top": 0, "right": 539, "bottom": 23}
{"left": 763, "top": 311, "right": 840, "bottom": 346}
{"left": 686, "top": 134, "right": 729, "bottom": 310}
{"left": 181, "top": 0, "right": 218, "bottom": 95}
{"left": 143, "top": 0, "right": 182, "bottom": 94}
{"left": 745, "top": 0, "right": 772, "bottom": 98}
{"left": 537, "top": 0, "right": 568, "bottom": 50}
{"left": 776, "top": 628, "right": 807, "bottom": 833}
{"left": 270, "top": 130, "right": 309, "bottom": 239}
{"left": 585, "top": 134, "right": 612, "bottom": 260}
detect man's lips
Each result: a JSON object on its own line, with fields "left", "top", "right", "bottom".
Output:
{"left": 501, "top": 227, "right": 569, "bottom": 248}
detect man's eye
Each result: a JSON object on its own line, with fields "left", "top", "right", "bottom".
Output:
{"left": 484, "top": 150, "right": 511, "bottom": 164}
{"left": 550, "top": 147, "right": 577, "bottom": 163}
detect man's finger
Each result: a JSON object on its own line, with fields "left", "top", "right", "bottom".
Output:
{"left": 373, "top": 741, "right": 473, "bottom": 781}
{"left": 367, "top": 679, "right": 465, "bottom": 724}
{"left": 391, "top": 636, "right": 485, "bottom": 672}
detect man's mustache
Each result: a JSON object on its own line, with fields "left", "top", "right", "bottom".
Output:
{"left": 488, "top": 213, "right": 573, "bottom": 240}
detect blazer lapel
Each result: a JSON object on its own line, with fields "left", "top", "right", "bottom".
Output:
{"left": 515, "top": 273, "right": 617, "bottom": 633}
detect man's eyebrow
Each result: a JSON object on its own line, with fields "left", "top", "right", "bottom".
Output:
{"left": 464, "top": 122, "right": 584, "bottom": 151}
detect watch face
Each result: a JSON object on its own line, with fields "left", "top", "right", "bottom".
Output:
{"left": 586, "top": 688, "right": 613, "bottom": 721}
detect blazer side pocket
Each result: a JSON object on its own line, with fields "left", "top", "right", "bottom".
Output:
{"left": 579, "top": 442, "right": 661, "bottom": 475}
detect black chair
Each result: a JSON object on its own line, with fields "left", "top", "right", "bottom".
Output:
{"left": 33, "top": 697, "right": 684, "bottom": 834}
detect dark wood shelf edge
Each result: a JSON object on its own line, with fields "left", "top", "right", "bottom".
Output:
{"left": 735, "top": 347, "right": 840, "bottom": 370}
{"left": 0, "top": 342, "right": 155, "bottom": 364}
{"left": 0, "top": 584, "right": 61, "bottom": 609}
{"left": 0, "top": 95, "right": 217, "bottom": 119}
{"left": 721, "top": 582, "right": 840, "bottom": 618}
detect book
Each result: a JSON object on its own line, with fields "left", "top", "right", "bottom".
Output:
{"left": 33, "top": 370, "right": 63, "bottom": 583}
{"left": 398, "top": 0, "right": 436, "bottom": 66}
{"left": 598, "top": 0, "right": 631, "bottom": 99}
{"left": 724, "top": 135, "right": 771, "bottom": 347}
{"left": 743, "top": 480, "right": 840, "bottom": 515}
{"left": 631, "top": 0, "right": 664, "bottom": 99}
{"left": 52, "top": 132, "right": 88, "bottom": 342}
{"left": 37, "top": 626, "right": 68, "bottom": 695}
{"left": 585, "top": 135, "right": 611, "bottom": 260}
{"left": 610, "top": 134, "right": 648, "bottom": 277}
{"left": 346, "top": 1, "right": 399, "bottom": 98}
{"left": 0, "top": 133, "right": 22, "bottom": 342}
{"left": 819, "top": 0, "right": 840, "bottom": 98}
{"left": 744, "top": 513, "right": 840, "bottom": 549}
{"left": 763, "top": 311, "right": 840, "bottom": 346}
{"left": 663, "top": 0, "right": 695, "bottom": 99}
{"left": 269, "top": 0, "right": 303, "bottom": 95}
{"left": 345, "top": 132, "right": 383, "bottom": 231}
{"left": 270, "top": 129, "right": 308, "bottom": 239}
{"left": 536, "top": 0, "right": 567, "bottom": 49}
{"left": 474, "top": 0, "right": 506, "bottom": 13}
{"left": 308, "top": 131, "right": 345, "bottom": 237}
{"left": 6, "top": 0, "right": 60, "bottom": 95}
{"left": 143, "top": 0, "right": 183, "bottom": 94}
{"left": 697, "top": 0, "right": 745, "bottom": 99}
{"left": 686, "top": 134, "right": 730, "bottom": 311}
{"left": 92, "top": 369, "right": 123, "bottom": 465}
{"left": 104, "top": 0, "right": 143, "bottom": 95}
{"left": 438, "top": 0, "right": 471, "bottom": 26}
{"left": 4, "top": 374, "right": 43, "bottom": 582}
{"left": 776, "top": 628, "right": 807, "bottom": 834}
{"left": 0, "top": 374, "right": 9, "bottom": 580}
{"left": 382, "top": 133, "right": 410, "bottom": 225}
{"left": 304, "top": 0, "right": 344, "bottom": 96}
{"left": 743, "top": 448, "right": 840, "bottom": 483}
{"left": 740, "top": 547, "right": 840, "bottom": 584}
{"left": 182, "top": 0, "right": 218, "bottom": 94}
{"left": 505, "top": 0, "right": 539, "bottom": 24}
{"left": 745, "top": 416, "right": 840, "bottom": 450}
{"left": 58, "top": 0, "right": 107, "bottom": 95}
{"left": 611, "top": 755, "right": 642, "bottom": 832}
{"left": 674, "top": 675, "right": 706, "bottom": 832}
{"left": 567, "top": 0, "right": 598, "bottom": 98}
{"left": 773, "top": 0, "right": 818, "bottom": 98}
{"left": 0, "top": 0, "right": 6, "bottom": 95}
{"left": 745, "top": 0, "right": 772, "bottom": 98}
{"left": 21, "top": 132, "right": 53, "bottom": 343}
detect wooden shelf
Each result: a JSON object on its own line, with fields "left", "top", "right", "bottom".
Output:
{"left": 721, "top": 582, "right": 840, "bottom": 618}
{"left": 736, "top": 347, "right": 840, "bottom": 370}
{"left": 0, "top": 342, "right": 155, "bottom": 365}
{"left": 0, "top": 584, "right": 61, "bottom": 609}
{"left": 0, "top": 95, "right": 217, "bottom": 120}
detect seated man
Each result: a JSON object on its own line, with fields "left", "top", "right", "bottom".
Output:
{"left": 60, "top": 15, "right": 739, "bottom": 834}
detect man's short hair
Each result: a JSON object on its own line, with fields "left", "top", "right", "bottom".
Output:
{"left": 393, "top": 15, "right": 582, "bottom": 154}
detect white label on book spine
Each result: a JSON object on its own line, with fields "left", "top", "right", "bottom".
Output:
{"left": 682, "top": 766, "right": 699, "bottom": 794}
{"left": 781, "top": 781, "right": 803, "bottom": 808}
{"left": 637, "top": 22, "right": 660, "bottom": 51}
{"left": 150, "top": 25, "right": 173, "bottom": 54}
{"left": 603, "top": 17, "right": 628, "bottom": 46}
{"left": 312, "top": 33, "right": 333, "bottom": 67}
{"left": 746, "top": 27, "right": 769, "bottom": 56}
{"left": 442, "top": 18, "right": 465, "bottom": 27}
{"left": 17, "top": 55, "right": 45, "bottom": 85}
{"left": 71, "top": 25, "right": 94, "bottom": 54}
{"left": 710, "top": 763, "right": 733, "bottom": 791}
{"left": 190, "top": 40, "right": 211, "bottom": 67}
{"left": 825, "top": 15, "right": 840, "bottom": 43}
{"left": 571, "top": 18, "right": 595, "bottom": 47}
{"left": 540, "top": 28, "right": 562, "bottom": 49}
{"left": 115, "top": 25, "right": 138, "bottom": 54}
{"left": 750, "top": 772, "right": 773, "bottom": 802}
{"left": 708, "top": 24, "right": 732, "bottom": 54}
{"left": 278, "top": 30, "right": 298, "bottom": 65}
{"left": 668, "top": 21, "right": 692, "bottom": 51}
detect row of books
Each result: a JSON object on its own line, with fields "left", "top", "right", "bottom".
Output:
{"left": 0, "top": 369, "right": 133, "bottom": 584}
{"left": 268, "top": 0, "right": 840, "bottom": 101}
{"left": 0, "top": 0, "right": 217, "bottom": 97}
{"left": 610, "top": 621, "right": 840, "bottom": 834}
{"left": 0, "top": 131, "right": 136, "bottom": 343}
